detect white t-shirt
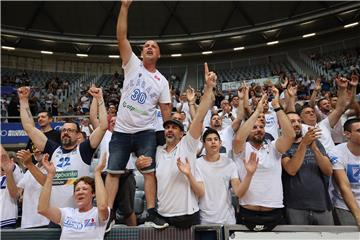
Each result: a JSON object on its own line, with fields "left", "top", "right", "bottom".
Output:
{"left": 115, "top": 52, "right": 171, "bottom": 133}
{"left": 0, "top": 164, "right": 23, "bottom": 227}
{"left": 314, "top": 106, "right": 347, "bottom": 144}
{"left": 195, "top": 156, "right": 238, "bottom": 224}
{"left": 154, "top": 108, "right": 164, "bottom": 132}
{"left": 50, "top": 146, "right": 91, "bottom": 208}
{"left": 234, "top": 141, "right": 283, "bottom": 208}
{"left": 218, "top": 112, "right": 233, "bottom": 129}
{"left": 331, "top": 143, "right": 360, "bottom": 211}
{"left": 156, "top": 133, "right": 200, "bottom": 217}
{"left": 59, "top": 207, "right": 109, "bottom": 240}
{"left": 265, "top": 111, "right": 279, "bottom": 139}
{"left": 80, "top": 96, "right": 90, "bottom": 110}
{"left": 18, "top": 165, "right": 49, "bottom": 228}
{"left": 302, "top": 117, "right": 336, "bottom": 157}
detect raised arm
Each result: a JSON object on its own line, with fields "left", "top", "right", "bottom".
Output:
{"left": 88, "top": 87, "right": 108, "bottom": 149}
{"left": 232, "top": 94, "right": 266, "bottom": 154}
{"left": 17, "top": 149, "right": 46, "bottom": 186}
{"left": 89, "top": 86, "right": 99, "bottom": 129}
{"left": 186, "top": 86, "right": 197, "bottom": 120}
{"left": 18, "top": 87, "right": 47, "bottom": 151}
{"left": 284, "top": 85, "right": 297, "bottom": 113}
{"left": 333, "top": 169, "right": 360, "bottom": 226}
{"left": 0, "top": 145, "right": 19, "bottom": 199}
{"left": 273, "top": 86, "right": 296, "bottom": 153}
{"left": 177, "top": 157, "right": 204, "bottom": 199}
{"left": 231, "top": 152, "right": 258, "bottom": 198}
{"left": 188, "top": 63, "right": 216, "bottom": 139}
{"left": 117, "top": 0, "right": 133, "bottom": 65}
{"left": 328, "top": 76, "right": 356, "bottom": 128}
{"left": 37, "top": 155, "right": 61, "bottom": 224}
{"left": 94, "top": 155, "right": 109, "bottom": 222}
{"left": 231, "top": 87, "right": 246, "bottom": 131}
{"left": 309, "top": 78, "right": 321, "bottom": 108}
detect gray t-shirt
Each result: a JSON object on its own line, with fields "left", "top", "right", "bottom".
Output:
{"left": 282, "top": 140, "right": 332, "bottom": 211}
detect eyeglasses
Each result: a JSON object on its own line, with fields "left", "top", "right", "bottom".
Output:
{"left": 61, "top": 128, "right": 77, "bottom": 133}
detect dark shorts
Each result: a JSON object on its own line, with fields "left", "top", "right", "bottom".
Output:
{"left": 107, "top": 130, "right": 157, "bottom": 174}
{"left": 238, "top": 206, "right": 285, "bottom": 232}
{"left": 113, "top": 171, "right": 136, "bottom": 216}
{"left": 160, "top": 211, "right": 200, "bottom": 228}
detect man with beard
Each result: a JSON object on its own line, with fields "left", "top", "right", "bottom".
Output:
{"left": 282, "top": 112, "right": 333, "bottom": 225}
{"left": 135, "top": 63, "right": 217, "bottom": 228}
{"left": 17, "top": 86, "right": 108, "bottom": 217}
{"left": 232, "top": 86, "right": 295, "bottom": 231}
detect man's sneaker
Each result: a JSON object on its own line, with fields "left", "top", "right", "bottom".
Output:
{"left": 145, "top": 212, "right": 169, "bottom": 229}
{"left": 105, "top": 209, "right": 116, "bottom": 233}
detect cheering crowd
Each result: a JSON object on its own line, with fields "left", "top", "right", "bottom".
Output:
{"left": 1, "top": 0, "right": 360, "bottom": 239}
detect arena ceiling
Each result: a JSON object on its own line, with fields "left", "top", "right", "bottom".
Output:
{"left": 1, "top": 1, "right": 360, "bottom": 58}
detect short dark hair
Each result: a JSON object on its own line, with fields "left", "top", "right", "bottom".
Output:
{"left": 38, "top": 110, "right": 53, "bottom": 118}
{"left": 210, "top": 113, "right": 219, "bottom": 120}
{"left": 298, "top": 104, "right": 314, "bottom": 115}
{"left": 343, "top": 118, "right": 360, "bottom": 132}
{"left": 74, "top": 176, "right": 95, "bottom": 194}
{"left": 202, "top": 127, "right": 221, "bottom": 142}
{"left": 64, "top": 120, "right": 81, "bottom": 132}
{"left": 317, "top": 98, "right": 328, "bottom": 107}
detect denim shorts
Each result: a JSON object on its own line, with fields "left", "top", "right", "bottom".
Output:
{"left": 107, "top": 130, "right": 156, "bottom": 174}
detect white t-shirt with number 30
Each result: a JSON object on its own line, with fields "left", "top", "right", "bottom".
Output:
{"left": 115, "top": 53, "right": 171, "bottom": 134}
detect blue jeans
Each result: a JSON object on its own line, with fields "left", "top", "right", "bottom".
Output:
{"left": 107, "top": 130, "right": 157, "bottom": 174}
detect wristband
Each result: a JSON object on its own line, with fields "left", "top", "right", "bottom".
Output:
{"left": 274, "top": 107, "right": 283, "bottom": 112}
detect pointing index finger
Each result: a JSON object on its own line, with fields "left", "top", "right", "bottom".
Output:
{"left": 204, "top": 62, "right": 209, "bottom": 76}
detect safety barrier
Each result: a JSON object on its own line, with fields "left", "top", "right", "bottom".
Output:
{"left": 1, "top": 225, "right": 359, "bottom": 240}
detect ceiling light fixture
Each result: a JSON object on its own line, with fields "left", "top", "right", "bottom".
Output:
{"left": 171, "top": 54, "right": 182, "bottom": 57}
{"left": 266, "top": 41, "right": 279, "bottom": 45}
{"left": 234, "top": 47, "right": 245, "bottom": 51}
{"left": 41, "top": 50, "right": 53, "bottom": 54}
{"left": 1, "top": 46, "right": 15, "bottom": 50}
{"left": 76, "top": 53, "right": 88, "bottom": 57}
{"left": 302, "top": 33, "right": 316, "bottom": 38}
{"left": 344, "top": 22, "right": 359, "bottom": 28}
{"left": 202, "top": 51, "right": 213, "bottom": 55}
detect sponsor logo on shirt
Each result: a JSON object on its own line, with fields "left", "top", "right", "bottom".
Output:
{"left": 63, "top": 217, "right": 96, "bottom": 230}
{"left": 84, "top": 218, "right": 96, "bottom": 227}
{"left": 347, "top": 164, "right": 360, "bottom": 184}
{"left": 53, "top": 170, "right": 78, "bottom": 186}
{"left": 122, "top": 101, "right": 148, "bottom": 116}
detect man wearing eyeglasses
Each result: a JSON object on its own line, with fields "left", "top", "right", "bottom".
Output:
{"left": 17, "top": 86, "right": 108, "bottom": 224}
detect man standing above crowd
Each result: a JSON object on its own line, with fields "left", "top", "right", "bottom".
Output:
{"left": 105, "top": 0, "right": 172, "bottom": 230}
{"left": 282, "top": 112, "right": 333, "bottom": 225}
{"left": 232, "top": 87, "right": 295, "bottom": 231}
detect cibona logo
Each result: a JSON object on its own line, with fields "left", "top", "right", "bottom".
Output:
{"left": 1, "top": 130, "right": 7, "bottom": 137}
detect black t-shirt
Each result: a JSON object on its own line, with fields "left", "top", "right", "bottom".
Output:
{"left": 281, "top": 140, "right": 332, "bottom": 211}
{"left": 26, "top": 129, "right": 61, "bottom": 164}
